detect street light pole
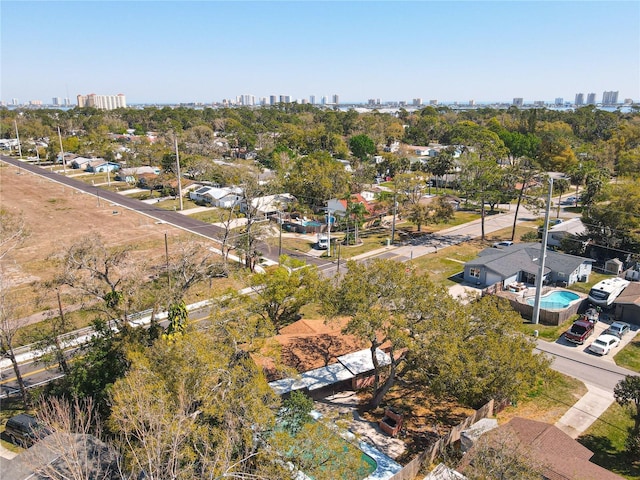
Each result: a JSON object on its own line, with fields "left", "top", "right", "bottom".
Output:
{"left": 532, "top": 177, "right": 553, "bottom": 325}
{"left": 326, "top": 208, "right": 332, "bottom": 257}
{"left": 278, "top": 210, "right": 282, "bottom": 262}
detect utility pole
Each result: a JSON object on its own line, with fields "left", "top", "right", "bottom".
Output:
{"left": 165, "top": 232, "right": 171, "bottom": 290}
{"left": 57, "top": 126, "right": 66, "bottom": 174}
{"left": 532, "top": 178, "right": 553, "bottom": 325}
{"left": 326, "top": 208, "right": 332, "bottom": 257}
{"left": 174, "top": 136, "right": 184, "bottom": 211}
{"left": 391, "top": 190, "right": 397, "bottom": 245}
{"left": 278, "top": 210, "right": 282, "bottom": 263}
{"left": 14, "top": 120, "right": 23, "bottom": 160}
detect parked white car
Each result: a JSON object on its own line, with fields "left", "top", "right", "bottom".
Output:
{"left": 588, "top": 334, "right": 620, "bottom": 355}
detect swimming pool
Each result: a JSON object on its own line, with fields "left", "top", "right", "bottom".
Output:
{"left": 303, "top": 220, "right": 323, "bottom": 227}
{"left": 526, "top": 290, "right": 580, "bottom": 309}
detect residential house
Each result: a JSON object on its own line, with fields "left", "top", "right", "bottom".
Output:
{"left": 458, "top": 417, "right": 624, "bottom": 480}
{"left": 245, "top": 193, "right": 296, "bottom": 217}
{"left": 116, "top": 166, "right": 161, "bottom": 183}
{"left": 546, "top": 218, "right": 587, "bottom": 249}
{"left": 326, "top": 194, "right": 376, "bottom": 217}
{"left": 70, "top": 156, "right": 96, "bottom": 170}
{"left": 613, "top": 281, "right": 640, "bottom": 324}
{"left": 463, "top": 243, "right": 592, "bottom": 289}
{"left": 189, "top": 186, "right": 243, "bottom": 208}
{"left": 85, "top": 161, "right": 119, "bottom": 173}
{"left": 336, "top": 159, "right": 353, "bottom": 172}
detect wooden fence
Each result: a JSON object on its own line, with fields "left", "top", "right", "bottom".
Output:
{"left": 387, "top": 399, "right": 500, "bottom": 480}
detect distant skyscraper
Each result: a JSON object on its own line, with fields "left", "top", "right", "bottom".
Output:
{"left": 586, "top": 93, "right": 596, "bottom": 105}
{"left": 77, "top": 93, "right": 126, "bottom": 110}
{"left": 602, "top": 91, "right": 619, "bottom": 105}
{"left": 309, "top": 95, "right": 315, "bottom": 105}
{"left": 52, "top": 97, "right": 61, "bottom": 106}
{"left": 241, "top": 94, "right": 254, "bottom": 106}
{"left": 429, "top": 99, "right": 438, "bottom": 105}
{"left": 512, "top": 98, "right": 524, "bottom": 107}
{"left": 269, "top": 95, "right": 277, "bottom": 105}
{"left": 64, "top": 98, "right": 71, "bottom": 106}
{"left": 554, "top": 98, "right": 563, "bottom": 106}
{"left": 11, "top": 98, "right": 18, "bottom": 106}
{"left": 575, "top": 93, "right": 584, "bottom": 106}
{"left": 332, "top": 94, "right": 339, "bottom": 105}
{"left": 279, "top": 95, "right": 291, "bottom": 103}
{"left": 534, "top": 101, "right": 544, "bottom": 107}
{"left": 321, "top": 96, "right": 327, "bottom": 105}
{"left": 412, "top": 98, "right": 422, "bottom": 106}
{"left": 469, "top": 99, "right": 475, "bottom": 106}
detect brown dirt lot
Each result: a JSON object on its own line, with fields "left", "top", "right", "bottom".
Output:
{"left": 0, "top": 162, "right": 219, "bottom": 317}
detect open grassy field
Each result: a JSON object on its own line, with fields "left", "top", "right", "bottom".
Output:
{"left": 0, "top": 161, "right": 237, "bottom": 323}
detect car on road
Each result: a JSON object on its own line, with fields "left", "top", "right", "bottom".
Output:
{"left": 564, "top": 319, "right": 595, "bottom": 345}
{"left": 4, "top": 413, "right": 49, "bottom": 447}
{"left": 588, "top": 334, "right": 621, "bottom": 355}
{"left": 492, "top": 241, "right": 514, "bottom": 248}
{"left": 605, "top": 321, "right": 631, "bottom": 338}
{"left": 562, "top": 195, "right": 581, "bottom": 205}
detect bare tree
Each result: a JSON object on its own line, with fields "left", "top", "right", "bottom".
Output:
{"left": 28, "top": 396, "right": 123, "bottom": 480}
{"left": 0, "top": 209, "right": 31, "bottom": 404}
{"left": 0, "top": 209, "right": 28, "bottom": 260}
{"left": 55, "top": 235, "right": 140, "bottom": 325}
{"left": 0, "top": 276, "right": 31, "bottom": 405}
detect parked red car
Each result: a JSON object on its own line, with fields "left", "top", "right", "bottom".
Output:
{"left": 564, "top": 319, "right": 595, "bottom": 345}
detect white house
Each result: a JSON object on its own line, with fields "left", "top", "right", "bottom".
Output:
{"left": 547, "top": 218, "right": 587, "bottom": 249}
{"left": 246, "top": 193, "right": 296, "bottom": 216}
{"left": 189, "top": 186, "right": 243, "bottom": 208}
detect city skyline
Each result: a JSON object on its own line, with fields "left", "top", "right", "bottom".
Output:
{"left": 1, "top": 1, "right": 638, "bottom": 105}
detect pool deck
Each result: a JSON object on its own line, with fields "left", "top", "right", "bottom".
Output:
{"left": 313, "top": 393, "right": 404, "bottom": 480}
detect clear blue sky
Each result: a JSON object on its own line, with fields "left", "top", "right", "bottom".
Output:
{"left": 1, "top": 1, "right": 638, "bottom": 105}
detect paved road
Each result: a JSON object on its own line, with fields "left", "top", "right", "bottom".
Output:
{"left": 0, "top": 156, "right": 327, "bottom": 267}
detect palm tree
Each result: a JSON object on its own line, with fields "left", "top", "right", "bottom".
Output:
{"left": 347, "top": 201, "right": 368, "bottom": 244}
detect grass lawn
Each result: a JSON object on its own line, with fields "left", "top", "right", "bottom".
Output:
{"left": 578, "top": 402, "right": 640, "bottom": 479}
{"left": 408, "top": 241, "right": 482, "bottom": 284}
{"left": 615, "top": 332, "right": 640, "bottom": 373}
{"left": 498, "top": 371, "right": 587, "bottom": 425}
{"left": 519, "top": 319, "right": 575, "bottom": 342}
{"left": 189, "top": 208, "right": 242, "bottom": 224}
{"left": 567, "top": 271, "right": 612, "bottom": 296}
{"left": 154, "top": 197, "right": 200, "bottom": 211}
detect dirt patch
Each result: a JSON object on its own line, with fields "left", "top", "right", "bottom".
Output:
{"left": 255, "top": 318, "right": 368, "bottom": 380}
{"left": 358, "top": 385, "right": 475, "bottom": 461}
{"left": 0, "top": 162, "right": 206, "bottom": 316}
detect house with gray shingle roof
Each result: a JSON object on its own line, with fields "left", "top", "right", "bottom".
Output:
{"left": 463, "top": 243, "right": 592, "bottom": 289}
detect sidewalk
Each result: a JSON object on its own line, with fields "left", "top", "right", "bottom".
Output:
{"left": 555, "top": 383, "right": 614, "bottom": 438}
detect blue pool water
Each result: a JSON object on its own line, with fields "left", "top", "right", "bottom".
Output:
{"left": 526, "top": 290, "right": 580, "bottom": 309}
{"left": 303, "top": 221, "right": 323, "bottom": 227}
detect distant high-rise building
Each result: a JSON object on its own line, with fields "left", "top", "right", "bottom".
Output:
{"left": 412, "top": 98, "right": 422, "bottom": 106}
{"left": 575, "top": 93, "right": 584, "bottom": 106}
{"left": 269, "top": 95, "right": 277, "bottom": 105}
{"left": 63, "top": 98, "right": 71, "bottom": 106}
{"left": 321, "top": 96, "right": 328, "bottom": 105}
{"left": 11, "top": 98, "right": 18, "bottom": 106}
{"left": 52, "top": 97, "right": 61, "bottom": 106}
{"left": 586, "top": 93, "right": 596, "bottom": 105}
{"left": 512, "top": 98, "right": 524, "bottom": 107}
{"left": 429, "top": 99, "right": 438, "bottom": 105}
{"left": 309, "top": 95, "right": 315, "bottom": 105}
{"left": 77, "top": 93, "right": 126, "bottom": 110}
{"left": 469, "top": 99, "right": 475, "bottom": 106}
{"left": 554, "top": 98, "right": 563, "bottom": 106}
{"left": 534, "top": 101, "right": 544, "bottom": 107}
{"left": 29, "top": 100, "right": 42, "bottom": 106}
{"left": 332, "top": 94, "right": 339, "bottom": 105}
{"left": 602, "top": 91, "right": 619, "bottom": 105}
{"left": 240, "top": 94, "right": 255, "bottom": 106}
{"left": 624, "top": 98, "right": 633, "bottom": 105}
{"left": 279, "top": 95, "right": 291, "bottom": 103}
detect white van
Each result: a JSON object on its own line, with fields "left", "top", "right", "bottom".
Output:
{"left": 317, "top": 234, "right": 329, "bottom": 250}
